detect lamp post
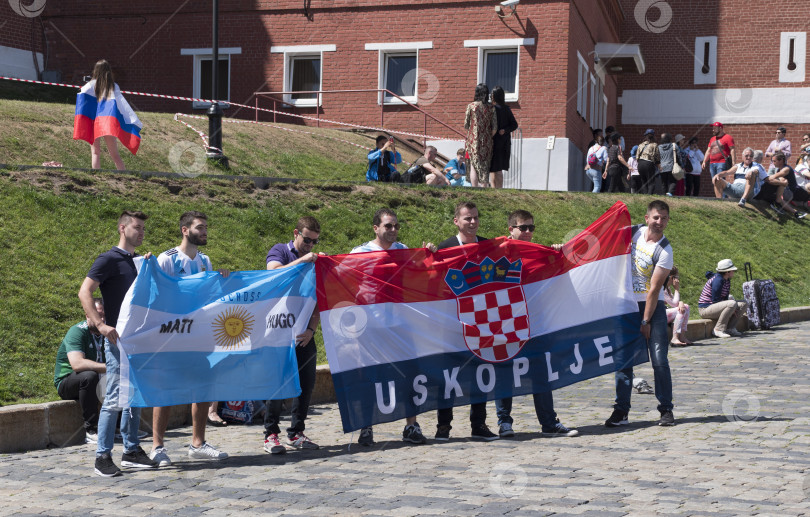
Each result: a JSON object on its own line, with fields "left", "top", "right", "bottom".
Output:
{"left": 206, "top": 0, "right": 228, "bottom": 167}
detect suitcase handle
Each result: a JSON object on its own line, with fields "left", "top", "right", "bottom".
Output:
{"left": 744, "top": 262, "right": 753, "bottom": 282}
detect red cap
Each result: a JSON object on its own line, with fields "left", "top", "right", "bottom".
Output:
{"left": 712, "top": 122, "right": 723, "bottom": 127}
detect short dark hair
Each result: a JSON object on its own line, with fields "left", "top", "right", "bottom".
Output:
{"left": 376, "top": 135, "right": 388, "bottom": 145}
{"left": 373, "top": 208, "right": 397, "bottom": 226}
{"left": 491, "top": 85, "right": 505, "bottom": 105}
{"left": 179, "top": 210, "right": 206, "bottom": 232}
{"left": 647, "top": 200, "right": 670, "bottom": 214}
{"left": 454, "top": 201, "right": 477, "bottom": 218}
{"left": 689, "top": 136, "right": 699, "bottom": 145}
{"left": 610, "top": 133, "right": 621, "bottom": 145}
{"left": 773, "top": 151, "right": 786, "bottom": 162}
{"left": 605, "top": 126, "right": 615, "bottom": 134}
{"left": 592, "top": 128, "right": 603, "bottom": 138}
{"left": 508, "top": 210, "right": 533, "bottom": 227}
{"left": 296, "top": 216, "right": 320, "bottom": 234}
{"left": 425, "top": 145, "right": 437, "bottom": 154}
{"left": 118, "top": 210, "right": 148, "bottom": 228}
{"left": 456, "top": 148, "right": 465, "bottom": 157}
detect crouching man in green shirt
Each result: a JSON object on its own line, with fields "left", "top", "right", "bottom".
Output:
{"left": 54, "top": 297, "right": 107, "bottom": 444}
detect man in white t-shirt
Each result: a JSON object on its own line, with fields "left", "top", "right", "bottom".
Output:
{"left": 150, "top": 211, "right": 230, "bottom": 466}
{"left": 606, "top": 200, "right": 675, "bottom": 428}
{"left": 352, "top": 208, "right": 437, "bottom": 446}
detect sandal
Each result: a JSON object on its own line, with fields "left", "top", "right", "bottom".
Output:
{"left": 670, "top": 341, "right": 688, "bottom": 347}
{"left": 207, "top": 415, "right": 228, "bottom": 427}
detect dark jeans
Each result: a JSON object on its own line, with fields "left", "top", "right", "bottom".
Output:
{"left": 264, "top": 338, "right": 318, "bottom": 438}
{"left": 437, "top": 402, "right": 487, "bottom": 429}
{"left": 637, "top": 159, "right": 657, "bottom": 194}
{"left": 614, "top": 301, "right": 672, "bottom": 414}
{"left": 630, "top": 175, "right": 643, "bottom": 193}
{"left": 685, "top": 174, "right": 701, "bottom": 196}
{"left": 57, "top": 370, "right": 101, "bottom": 431}
{"left": 495, "top": 391, "right": 558, "bottom": 430}
{"left": 661, "top": 170, "right": 676, "bottom": 195}
{"left": 606, "top": 165, "right": 626, "bottom": 193}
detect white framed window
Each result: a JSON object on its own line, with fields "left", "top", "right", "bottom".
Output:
{"left": 780, "top": 32, "right": 806, "bottom": 83}
{"left": 576, "top": 51, "right": 589, "bottom": 118}
{"left": 270, "top": 44, "right": 336, "bottom": 107}
{"left": 180, "top": 47, "right": 241, "bottom": 109}
{"left": 365, "top": 42, "right": 432, "bottom": 105}
{"left": 601, "top": 93, "right": 608, "bottom": 131}
{"left": 464, "top": 38, "right": 535, "bottom": 102}
{"left": 694, "top": 36, "right": 717, "bottom": 85}
{"left": 589, "top": 74, "right": 597, "bottom": 128}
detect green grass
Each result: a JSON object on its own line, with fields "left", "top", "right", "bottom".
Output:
{"left": 1, "top": 167, "right": 809, "bottom": 406}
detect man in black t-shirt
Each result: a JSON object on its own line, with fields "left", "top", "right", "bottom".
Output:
{"left": 78, "top": 210, "right": 158, "bottom": 477}
{"left": 434, "top": 201, "right": 498, "bottom": 442}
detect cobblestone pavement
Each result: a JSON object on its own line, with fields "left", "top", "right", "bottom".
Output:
{"left": 2, "top": 322, "right": 810, "bottom": 516}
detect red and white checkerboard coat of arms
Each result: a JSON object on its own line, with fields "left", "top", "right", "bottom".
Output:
{"left": 457, "top": 285, "right": 530, "bottom": 362}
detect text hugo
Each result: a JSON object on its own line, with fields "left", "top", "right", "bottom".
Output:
{"left": 373, "top": 336, "right": 614, "bottom": 414}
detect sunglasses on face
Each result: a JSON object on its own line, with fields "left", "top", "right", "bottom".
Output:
{"left": 382, "top": 223, "right": 400, "bottom": 230}
{"left": 512, "top": 224, "right": 535, "bottom": 232}
{"left": 300, "top": 236, "right": 319, "bottom": 245}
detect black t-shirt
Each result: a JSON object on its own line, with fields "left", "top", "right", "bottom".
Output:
{"left": 86, "top": 247, "right": 140, "bottom": 328}
{"left": 784, "top": 166, "right": 799, "bottom": 190}
{"left": 437, "top": 235, "right": 488, "bottom": 250}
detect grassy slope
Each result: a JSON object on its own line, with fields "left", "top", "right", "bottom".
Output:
{"left": 1, "top": 168, "right": 808, "bottom": 405}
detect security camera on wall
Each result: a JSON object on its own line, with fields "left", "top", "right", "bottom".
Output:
{"left": 495, "top": 0, "right": 519, "bottom": 16}
{"left": 500, "top": 0, "right": 520, "bottom": 6}
{"left": 593, "top": 55, "right": 600, "bottom": 64}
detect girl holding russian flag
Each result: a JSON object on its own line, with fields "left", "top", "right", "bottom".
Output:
{"left": 73, "top": 59, "right": 143, "bottom": 170}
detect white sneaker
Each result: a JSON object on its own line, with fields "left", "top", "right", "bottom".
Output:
{"left": 188, "top": 442, "right": 228, "bottom": 460}
{"left": 149, "top": 446, "right": 172, "bottom": 467}
{"left": 713, "top": 329, "right": 732, "bottom": 338}
{"left": 85, "top": 430, "right": 98, "bottom": 444}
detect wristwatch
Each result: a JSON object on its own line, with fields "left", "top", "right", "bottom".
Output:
{"left": 641, "top": 319, "right": 649, "bottom": 326}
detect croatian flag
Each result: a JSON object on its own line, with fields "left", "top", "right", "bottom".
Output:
{"left": 115, "top": 257, "right": 315, "bottom": 408}
{"left": 73, "top": 80, "right": 143, "bottom": 155}
{"left": 317, "top": 201, "right": 648, "bottom": 432}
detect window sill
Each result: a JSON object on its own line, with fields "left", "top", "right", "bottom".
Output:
{"left": 382, "top": 96, "right": 417, "bottom": 106}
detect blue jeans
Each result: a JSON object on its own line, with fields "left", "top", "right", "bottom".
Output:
{"left": 709, "top": 162, "right": 726, "bottom": 178}
{"left": 96, "top": 338, "right": 141, "bottom": 456}
{"left": 614, "top": 301, "right": 672, "bottom": 414}
{"left": 496, "top": 392, "right": 558, "bottom": 430}
{"left": 586, "top": 167, "right": 602, "bottom": 192}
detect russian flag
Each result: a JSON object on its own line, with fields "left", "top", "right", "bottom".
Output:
{"left": 316, "top": 201, "right": 649, "bottom": 432}
{"left": 73, "top": 80, "right": 143, "bottom": 155}
{"left": 115, "top": 257, "right": 315, "bottom": 408}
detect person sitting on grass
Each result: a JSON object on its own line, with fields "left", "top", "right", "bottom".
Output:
{"left": 443, "top": 148, "right": 472, "bottom": 187}
{"left": 698, "top": 259, "right": 748, "bottom": 339}
{"left": 662, "top": 267, "right": 693, "bottom": 347}
{"left": 711, "top": 147, "right": 765, "bottom": 207}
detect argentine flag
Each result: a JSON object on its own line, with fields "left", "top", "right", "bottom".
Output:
{"left": 116, "top": 257, "right": 315, "bottom": 407}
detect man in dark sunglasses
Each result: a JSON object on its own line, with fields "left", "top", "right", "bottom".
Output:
{"left": 495, "top": 210, "right": 578, "bottom": 439}
{"left": 262, "top": 216, "right": 323, "bottom": 454}
{"left": 350, "top": 208, "right": 437, "bottom": 446}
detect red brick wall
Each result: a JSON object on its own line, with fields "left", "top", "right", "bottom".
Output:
{"left": 36, "top": 1, "right": 619, "bottom": 142}
{"left": 0, "top": 2, "right": 45, "bottom": 54}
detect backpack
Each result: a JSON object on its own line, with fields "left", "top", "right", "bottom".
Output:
{"left": 587, "top": 147, "right": 600, "bottom": 168}
{"left": 682, "top": 149, "right": 693, "bottom": 172}
{"left": 631, "top": 224, "right": 670, "bottom": 266}
{"left": 401, "top": 162, "right": 426, "bottom": 184}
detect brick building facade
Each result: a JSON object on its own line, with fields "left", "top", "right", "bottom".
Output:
{"left": 1, "top": 0, "right": 808, "bottom": 192}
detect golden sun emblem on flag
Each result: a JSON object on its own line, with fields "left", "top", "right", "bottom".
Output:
{"left": 212, "top": 306, "right": 255, "bottom": 349}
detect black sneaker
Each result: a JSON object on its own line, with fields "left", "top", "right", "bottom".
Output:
{"left": 402, "top": 424, "right": 427, "bottom": 444}
{"left": 94, "top": 453, "right": 121, "bottom": 477}
{"left": 121, "top": 446, "right": 158, "bottom": 468}
{"left": 357, "top": 426, "right": 374, "bottom": 446}
{"left": 470, "top": 424, "right": 499, "bottom": 441}
{"left": 604, "top": 409, "right": 629, "bottom": 427}
{"left": 434, "top": 424, "right": 451, "bottom": 441}
{"left": 659, "top": 410, "right": 675, "bottom": 426}
{"left": 541, "top": 419, "right": 579, "bottom": 437}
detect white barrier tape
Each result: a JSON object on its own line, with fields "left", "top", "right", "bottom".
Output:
{"left": 1, "top": 75, "right": 458, "bottom": 141}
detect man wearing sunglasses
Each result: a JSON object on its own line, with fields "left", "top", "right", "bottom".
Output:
{"left": 765, "top": 127, "right": 791, "bottom": 172}
{"left": 350, "top": 208, "right": 437, "bottom": 446}
{"left": 494, "top": 210, "right": 579, "bottom": 438}
{"left": 262, "top": 216, "right": 322, "bottom": 454}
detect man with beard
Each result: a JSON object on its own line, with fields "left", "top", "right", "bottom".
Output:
{"left": 150, "top": 211, "right": 230, "bottom": 466}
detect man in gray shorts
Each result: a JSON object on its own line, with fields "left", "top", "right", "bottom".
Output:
{"left": 711, "top": 147, "right": 763, "bottom": 204}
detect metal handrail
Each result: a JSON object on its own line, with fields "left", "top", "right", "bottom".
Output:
{"left": 252, "top": 88, "right": 466, "bottom": 144}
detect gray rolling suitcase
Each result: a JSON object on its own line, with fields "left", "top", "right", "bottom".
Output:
{"left": 741, "top": 262, "right": 780, "bottom": 330}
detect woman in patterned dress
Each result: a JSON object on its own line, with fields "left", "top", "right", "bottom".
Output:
{"left": 464, "top": 83, "right": 496, "bottom": 188}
